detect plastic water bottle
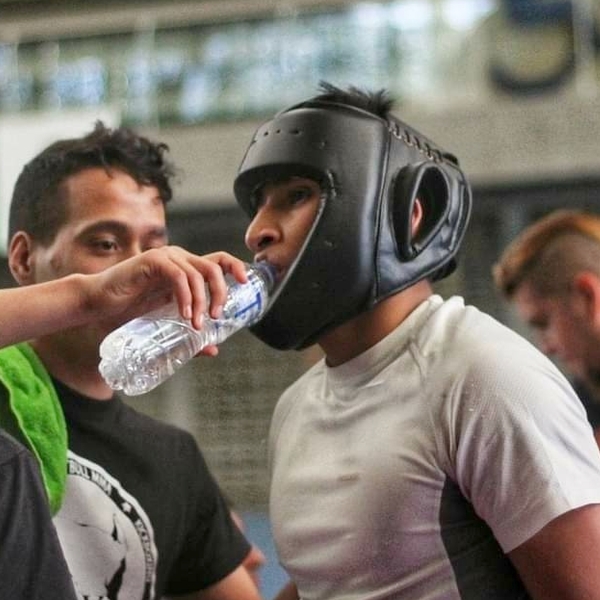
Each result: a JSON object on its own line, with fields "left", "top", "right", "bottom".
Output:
{"left": 99, "top": 262, "right": 276, "bottom": 396}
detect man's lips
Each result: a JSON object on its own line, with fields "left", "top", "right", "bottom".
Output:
{"left": 255, "top": 256, "right": 286, "bottom": 282}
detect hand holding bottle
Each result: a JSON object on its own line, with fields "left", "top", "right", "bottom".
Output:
{"left": 0, "top": 247, "right": 249, "bottom": 351}
{"left": 90, "top": 247, "right": 251, "bottom": 333}
{"left": 99, "top": 262, "right": 276, "bottom": 396}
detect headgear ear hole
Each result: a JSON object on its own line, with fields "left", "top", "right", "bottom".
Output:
{"left": 392, "top": 163, "right": 451, "bottom": 261}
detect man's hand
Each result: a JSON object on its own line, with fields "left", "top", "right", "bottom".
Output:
{"left": 0, "top": 247, "right": 249, "bottom": 351}
{"left": 85, "top": 247, "right": 248, "bottom": 332}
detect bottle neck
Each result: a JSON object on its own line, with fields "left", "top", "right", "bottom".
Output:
{"left": 251, "top": 261, "right": 277, "bottom": 292}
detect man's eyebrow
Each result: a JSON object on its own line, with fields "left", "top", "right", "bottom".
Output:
{"left": 77, "top": 220, "right": 168, "bottom": 239}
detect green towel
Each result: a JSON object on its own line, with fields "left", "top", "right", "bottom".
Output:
{"left": 0, "top": 343, "right": 68, "bottom": 515}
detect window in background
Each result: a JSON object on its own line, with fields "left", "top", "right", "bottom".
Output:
{"left": 0, "top": 0, "right": 499, "bottom": 126}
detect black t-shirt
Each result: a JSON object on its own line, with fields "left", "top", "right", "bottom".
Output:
{"left": 51, "top": 379, "right": 250, "bottom": 599}
{"left": 573, "top": 380, "right": 600, "bottom": 429}
{"left": 0, "top": 429, "right": 77, "bottom": 600}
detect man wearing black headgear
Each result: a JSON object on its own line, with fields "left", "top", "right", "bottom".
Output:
{"left": 235, "top": 82, "right": 600, "bottom": 600}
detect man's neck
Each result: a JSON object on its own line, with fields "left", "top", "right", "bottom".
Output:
{"left": 29, "top": 336, "right": 113, "bottom": 400}
{"left": 319, "top": 280, "right": 433, "bottom": 367}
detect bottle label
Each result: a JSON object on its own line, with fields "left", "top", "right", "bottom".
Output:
{"left": 233, "top": 288, "right": 263, "bottom": 321}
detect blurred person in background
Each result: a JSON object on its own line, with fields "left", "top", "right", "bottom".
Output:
{"left": 494, "top": 208, "right": 600, "bottom": 444}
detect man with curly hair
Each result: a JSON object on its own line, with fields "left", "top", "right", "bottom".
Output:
{"left": 2, "top": 122, "right": 262, "bottom": 600}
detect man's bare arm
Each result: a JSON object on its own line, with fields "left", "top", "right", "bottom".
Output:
{"left": 0, "top": 246, "right": 248, "bottom": 349}
{"left": 509, "top": 504, "right": 600, "bottom": 599}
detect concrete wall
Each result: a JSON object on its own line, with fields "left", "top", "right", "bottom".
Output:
{"left": 150, "top": 89, "right": 600, "bottom": 212}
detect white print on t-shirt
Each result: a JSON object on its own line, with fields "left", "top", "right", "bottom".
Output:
{"left": 53, "top": 451, "right": 158, "bottom": 600}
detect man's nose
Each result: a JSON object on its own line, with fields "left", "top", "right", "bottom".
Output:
{"left": 245, "top": 209, "right": 280, "bottom": 252}
{"left": 123, "top": 242, "right": 146, "bottom": 259}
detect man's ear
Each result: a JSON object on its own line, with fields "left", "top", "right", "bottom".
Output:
{"left": 8, "top": 231, "right": 36, "bottom": 285}
{"left": 411, "top": 198, "right": 424, "bottom": 237}
{"left": 572, "top": 272, "right": 600, "bottom": 324}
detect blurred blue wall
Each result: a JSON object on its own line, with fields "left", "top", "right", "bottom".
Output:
{"left": 241, "top": 510, "right": 289, "bottom": 600}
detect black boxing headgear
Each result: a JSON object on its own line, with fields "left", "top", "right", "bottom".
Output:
{"left": 234, "top": 92, "right": 472, "bottom": 351}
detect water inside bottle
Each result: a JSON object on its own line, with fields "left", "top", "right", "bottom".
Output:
{"left": 100, "top": 317, "right": 202, "bottom": 395}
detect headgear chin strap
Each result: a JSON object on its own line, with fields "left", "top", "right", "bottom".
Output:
{"left": 234, "top": 99, "right": 472, "bottom": 351}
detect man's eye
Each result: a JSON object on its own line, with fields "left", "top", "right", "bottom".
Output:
{"left": 289, "top": 187, "right": 314, "bottom": 204}
{"left": 531, "top": 320, "right": 548, "bottom": 332}
{"left": 92, "top": 239, "right": 119, "bottom": 251}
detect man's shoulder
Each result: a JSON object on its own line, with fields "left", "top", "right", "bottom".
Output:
{"left": 119, "top": 401, "right": 197, "bottom": 443}
{"left": 413, "top": 296, "right": 552, "bottom": 391}
{"left": 0, "top": 429, "right": 29, "bottom": 465}
{"left": 421, "top": 296, "right": 527, "bottom": 352}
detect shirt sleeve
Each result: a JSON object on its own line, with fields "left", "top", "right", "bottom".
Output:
{"left": 0, "top": 430, "right": 77, "bottom": 600}
{"left": 163, "top": 435, "right": 251, "bottom": 594}
{"left": 447, "top": 344, "right": 600, "bottom": 553}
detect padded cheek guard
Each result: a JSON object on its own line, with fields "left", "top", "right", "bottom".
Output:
{"left": 234, "top": 102, "right": 472, "bottom": 351}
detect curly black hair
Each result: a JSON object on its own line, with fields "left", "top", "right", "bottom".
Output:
{"left": 8, "top": 121, "right": 176, "bottom": 244}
